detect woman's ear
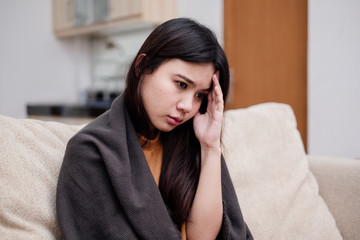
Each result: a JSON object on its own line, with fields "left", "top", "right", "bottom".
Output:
{"left": 135, "top": 53, "right": 147, "bottom": 77}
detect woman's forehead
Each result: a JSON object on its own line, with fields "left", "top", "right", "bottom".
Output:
{"left": 163, "top": 59, "right": 214, "bottom": 85}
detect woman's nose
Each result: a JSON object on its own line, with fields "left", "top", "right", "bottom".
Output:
{"left": 177, "top": 95, "right": 193, "bottom": 113}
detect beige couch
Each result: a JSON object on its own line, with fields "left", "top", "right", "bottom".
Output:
{"left": 1, "top": 103, "right": 359, "bottom": 240}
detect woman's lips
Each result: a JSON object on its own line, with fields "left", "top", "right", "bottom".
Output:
{"left": 167, "top": 116, "right": 183, "bottom": 126}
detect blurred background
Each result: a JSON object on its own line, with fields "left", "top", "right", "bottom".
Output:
{"left": 0, "top": 0, "right": 359, "bottom": 159}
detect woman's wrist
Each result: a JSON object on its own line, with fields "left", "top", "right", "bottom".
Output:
{"left": 200, "top": 143, "right": 222, "bottom": 166}
{"left": 200, "top": 139, "right": 221, "bottom": 152}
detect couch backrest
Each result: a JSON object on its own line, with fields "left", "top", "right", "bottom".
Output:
{"left": 0, "top": 115, "right": 83, "bottom": 239}
{"left": 0, "top": 103, "right": 342, "bottom": 239}
{"left": 221, "top": 103, "right": 342, "bottom": 240}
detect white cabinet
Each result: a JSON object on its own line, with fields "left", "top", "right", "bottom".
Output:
{"left": 53, "top": 0, "right": 177, "bottom": 38}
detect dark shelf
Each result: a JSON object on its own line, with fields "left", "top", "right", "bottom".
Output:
{"left": 27, "top": 102, "right": 111, "bottom": 118}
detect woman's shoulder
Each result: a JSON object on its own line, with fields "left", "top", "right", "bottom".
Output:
{"left": 64, "top": 105, "right": 135, "bottom": 163}
{"left": 71, "top": 94, "right": 130, "bottom": 145}
{"left": 64, "top": 111, "right": 113, "bottom": 159}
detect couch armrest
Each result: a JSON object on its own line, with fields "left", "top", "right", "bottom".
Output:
{"left": 308, "top": 155, "right": 360, "bottom": 240}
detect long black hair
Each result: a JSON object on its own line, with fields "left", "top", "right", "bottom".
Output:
{"left": 124, "top": 18, "right": 230, "bottom": 229}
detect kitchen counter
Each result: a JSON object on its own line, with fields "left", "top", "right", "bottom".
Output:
{"left": 27, "top": 102, "right": 111, "bottom": 124}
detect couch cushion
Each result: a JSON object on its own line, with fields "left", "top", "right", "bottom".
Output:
{"left": 221, "top": 103, "right": 342, "bottom": 239}
{"left": 0, "top": 115, "right": 83, "bottom": 239}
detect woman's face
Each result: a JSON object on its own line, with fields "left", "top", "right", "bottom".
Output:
{"left": 140, "top": 59, "right": 214, "bottom": 132}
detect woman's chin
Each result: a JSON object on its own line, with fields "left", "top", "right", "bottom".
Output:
{"left": 155, "top": 123, "right": 179, "bottom": 132}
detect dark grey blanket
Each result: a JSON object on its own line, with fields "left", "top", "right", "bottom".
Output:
{"left": 56, "top": 94, "right": 253, "bottom": 239}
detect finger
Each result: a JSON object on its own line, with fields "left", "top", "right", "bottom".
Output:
{"left": 212, "top": 71, "right": 220, "bottom": 87}
{"left": 212, "top": 72, "right": 223, "bottom": 96}
{"left": 212, "top": 73, "right": 224, "bottom": 107}
{"left": 215, "top": 86, "right": 224, "bottom": 112}
{"left": 212, "top": 73, "right": 220, "bottom": 98}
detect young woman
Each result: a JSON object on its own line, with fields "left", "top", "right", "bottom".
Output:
{"left": 57, "top": 18, "right": 253, "bottom": 240}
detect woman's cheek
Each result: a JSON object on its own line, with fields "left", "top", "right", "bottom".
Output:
{"left": 192, "top": 102, "right": 202, "bottom": 116}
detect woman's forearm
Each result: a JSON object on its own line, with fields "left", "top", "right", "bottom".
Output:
{"left": 186, "top": 146, "right": 223, "bottom": 239}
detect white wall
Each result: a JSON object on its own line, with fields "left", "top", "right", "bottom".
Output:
{"left": 308, "top": 0, "right": 360, "bottom": 158}
{"left": 0, "top": 0, "right": 91, "bottom": 118}
{"left": 0, "top": 0, "right": 221, "bottom": 119}
{"left": 89, "top": 0, "right": 223, "bottom": 94}
{"left": 177, "top": 0, "right": 223, "bottom": 45}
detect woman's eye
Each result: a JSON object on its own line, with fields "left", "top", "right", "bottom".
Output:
{"left": 176, "top": 81, "right": 187, "bottom": 89}
{"left": 196, "top": 93, "right": 206, "bottom": 100}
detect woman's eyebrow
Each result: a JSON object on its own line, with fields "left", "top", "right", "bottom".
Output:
{"left": 175, "top": 74, "right": 212, "bottom": 92}
{"left": 175, "top": 74, "right": 194, "bottom": 85}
